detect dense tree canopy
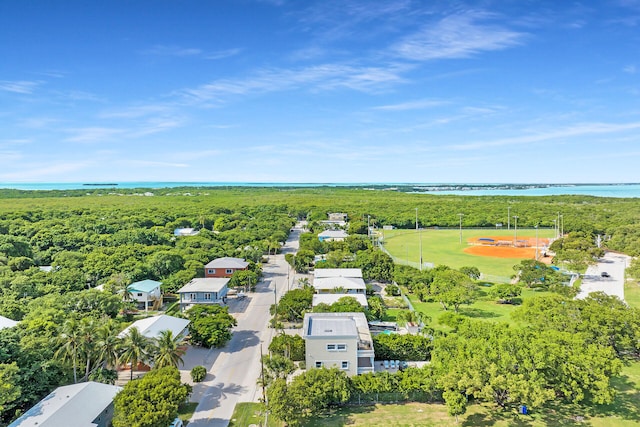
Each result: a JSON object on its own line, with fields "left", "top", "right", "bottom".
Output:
{"left": 112, "top": 367, "right": 190, "bottom": 427}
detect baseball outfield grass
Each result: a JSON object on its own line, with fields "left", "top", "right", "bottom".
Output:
{"left": 381, "top": 228, "right": 557, "bottom": 280}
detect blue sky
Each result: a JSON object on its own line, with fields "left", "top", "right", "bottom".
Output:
{"left": 1, "top": 0, "right": 640, "bottom": 183}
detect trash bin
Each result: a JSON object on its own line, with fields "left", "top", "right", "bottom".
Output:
{"left": 519, "top": 405, "right": 528, "bottom": 415}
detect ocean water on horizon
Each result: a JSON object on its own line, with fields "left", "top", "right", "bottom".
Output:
{"left": 1, "top": 182, "right": 640, "bottom": 197}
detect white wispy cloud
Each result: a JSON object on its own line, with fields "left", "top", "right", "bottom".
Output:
{"left": 179, "top": 63, "right": 408, "bottom": 102}
{"left": 392, "top": 11, "right": 526, "bottom": 61}
{"left": 0, "top": 161, "right": 92, "bottom": 181}
{"left": 205, "top": 48, "right": 242, "bottom": 60}
{"left": 0, "top": 80, "right": 43, "bottom": 94}
{"left": 129, "top": 118, "right": 184, "bottom": 137}
{"left": 373, "top": 99, "right": 449, "bottom": 111}
{"left": 623, "top": 64, "right": 637, "bottom": 74}
{"left": 126, "top": 160, "right": 189, "bottom": 168}
{"left": 450, "top": 121, "right": 640, "bottom": 151}
{"left": 65, "top": 127, "right": 125, "bottom": 143}
{"left": 143, "top": 45, "right": 203, "bottom": 56}
{"left": 99, "top": 104, "right": 173, "bottom": 119}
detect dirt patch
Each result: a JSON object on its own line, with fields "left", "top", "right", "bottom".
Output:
{"left": 467, "top": 235, "right": 550, "bottom": 248}
{"left": 463, "top": 245, "right": 537, "bottom": 259}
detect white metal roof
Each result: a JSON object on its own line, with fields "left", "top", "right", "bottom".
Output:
{"left": 303, "top": 312, "right": 371, "bottom": 343}
{"left": 313, "top": 277, "right": 366, "bottom": 291}
{"left": 178, "top": 277, "right": 229, "bottom": 293}
{"left": 313, "top": 268, "right": 363, "bottom": 279}
{"left": 8, "top": 382, "right": 122, "bottom": 427}
{"left": 204, "top": 257, "right": 248, "bottom": 269}
{"left": 312, "top": 293, "right": 368, "bottom": 307}
{"left": 118, "top": 314, "right": 190, "bottom": 340}
{"left": 0, "top": 315, "right": 18, "bottom": 330}
{"left": 318, "top": 230, "right": 348, "bottom": 238}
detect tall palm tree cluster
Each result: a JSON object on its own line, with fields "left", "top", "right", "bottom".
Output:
{"left": 54, "top": 317, "right": 188, "bottom": 383}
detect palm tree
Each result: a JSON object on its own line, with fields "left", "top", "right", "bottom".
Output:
{"left": 78, "top": 317, "right": 98, "bottom": 381}
{"left": 153, "top": 330, "right": 188, "bottom": 369}
{"left": 95, "top": 319, "right": 122, "bottom": 370}
{"left": 119, "top": 327, "right": 151, "bottom": 381}
{"left": 397, "top": 310, "right": 430, "bottom": 327}
{"left": 54, "top": 318, "right": 82, "bottom": 383}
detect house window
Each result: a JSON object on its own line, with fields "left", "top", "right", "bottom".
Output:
{"left": 137, "top": 293, "right": 142, "bottom": 297}
{"left": 341, "top": 361, "right": 349, "bottom": 370}
{"left": 208, "top": 269, "right": 215, "bottom": 274}
{"left": 189, "top": 293, "right": 197, "bottom": 300}
{"left": 315, "top": 361, "right": 323, "bottom": 368}
{"left": 327, "top": 343, "right": 346, "bottom": 352}
{"left": 226, "top": 269, "right": 233, "bottom": 274}
{"left": 204, "top": 293, "right": 211, "bottom": 300}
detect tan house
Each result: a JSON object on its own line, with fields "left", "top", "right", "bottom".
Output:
{"left": 303, "top": 312, "right": 375, "bottom": 376}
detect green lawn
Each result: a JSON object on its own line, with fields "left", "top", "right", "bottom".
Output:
{"left": 296, "top": 361, "right": 640, "bottom": 427}
{"left": 177, "top": 402, "right": 198, "bottom": 426}
{"left": 625, "top": 279, "right": 640, "bottom": 310}
{"left": 404, "top": 286, "right": 553, "bottom": 331}
{"left": 382, "top": 228, "right": 556, "bottom": 280}
{"left": 229, "top": 402, "right": 283, "bottom": 427}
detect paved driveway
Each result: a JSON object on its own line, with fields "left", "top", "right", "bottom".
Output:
{"left": 185, "top": 223, "right": 303, "bottom": 426}
{"left": 576, "top": 252, "right": 630, "bottom": 301}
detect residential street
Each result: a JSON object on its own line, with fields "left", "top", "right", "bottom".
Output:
{"left": 185, "top": 223, "right": 302, "bottom": 427}
{"left": 576, "top": 251, "right": 630, "bottom": 301}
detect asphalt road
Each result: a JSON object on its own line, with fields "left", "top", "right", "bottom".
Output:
{"left": 576, "top": 252, "right": 630, "bottom": 301}
{"left": 186, "top": 224, "right": 302, "bottom": 427}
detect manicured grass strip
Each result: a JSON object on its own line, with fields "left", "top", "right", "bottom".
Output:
{"left": 177, "top": 402, "right": 198, "bottom": 426}
{"left": 625, "top": 280, "right": 640, "bottom": 310}
{"left": 229, "top": 402, "right": 283, "bottom": 427}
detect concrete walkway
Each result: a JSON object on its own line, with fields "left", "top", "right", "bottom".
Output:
{"left": 576, "top": 252, "right": 630, "bottom": 301}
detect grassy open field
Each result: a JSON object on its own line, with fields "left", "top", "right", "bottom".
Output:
{"left": 231, "top": 361, "right": 640, "bottom": 427}
{"left": 382, "top": 228, "right": 556, "bottom": 280}
{"left": 406, "top": 286, "right": 553, "bottom": 331}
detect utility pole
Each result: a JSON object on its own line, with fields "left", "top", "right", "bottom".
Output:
{"left": 513, "top": 215, "right": 519, "bottom": 246}
{"left": 458, "top": 213, "right": 464, "bottom": 244}
{"left": 557, "top": 212, "right": 560, "bottom": 239}
{"left": 415, "top": 208, "right": 418, "bottom": 230}
{"left": 507, "top": 206, "right": 511, "bottom": 230}
{"left": 560, "top": 214, "right": 564, "bottom": 237}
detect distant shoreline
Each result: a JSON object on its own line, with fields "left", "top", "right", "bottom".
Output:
{"left": 0, "top": 182, "right": 639, "bottom": 197}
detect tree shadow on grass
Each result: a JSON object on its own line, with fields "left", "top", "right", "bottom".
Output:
{"left": 581, "top": 373, "right": 640, "bottom": 423}
{"left": 458, "top": 307, "right": 502, "bottom": 319}
{"left": 304, "top": 405, "right": 376, "bottom": 427}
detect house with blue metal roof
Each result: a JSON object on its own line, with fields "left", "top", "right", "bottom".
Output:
{"left": 127, "top": 279, "right": 162, "bottom": 311}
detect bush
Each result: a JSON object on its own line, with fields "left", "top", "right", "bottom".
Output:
{"left": 191, "top": 365, "right": 206, "bottom": 382}
{"left": 385, "top": 284, "right": 401, "bottom": 296}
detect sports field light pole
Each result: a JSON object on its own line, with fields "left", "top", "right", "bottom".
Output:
{"left": 415, "top": 208, "right": 418, "bottom": 230}
{"left": 535, "top": 224, "right": 539, "bottom": 260}
{"left": 560, "top": 214, "right": 564, "bottom": 237}
{"left": 419, "top": 227, "right": 423, "bottom": 271}
{"left": 507, "top": 206, "right": 511, "bottom": 230}
{"left": 458, "top": 213, "right": 464, "bottom": 244}
{"left": 553, "top": 219, "right": 557, "bottom": 240}
{"left": 513, "top": 215, "right": 519, "bottom": 246}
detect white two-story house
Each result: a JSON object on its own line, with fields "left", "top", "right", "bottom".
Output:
{"left": 303, "top": 312, "right": 375, "bottom": 376}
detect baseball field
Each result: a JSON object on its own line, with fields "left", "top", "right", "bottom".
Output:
{"left": 381, "top": 227, "right": 557, "bottom": 281}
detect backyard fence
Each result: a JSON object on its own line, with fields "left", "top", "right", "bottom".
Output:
{"left": 347, "top": 391, "right": 441, "bottom": 406}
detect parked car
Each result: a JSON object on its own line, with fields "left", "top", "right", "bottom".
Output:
{"left": 601, "top": 271, "right": 610, "bottom": 278}
{"left": 237, "top": 291, "right": 246, "bottom": 299}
